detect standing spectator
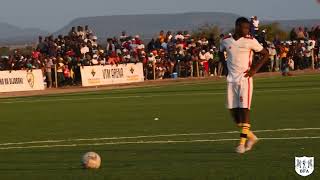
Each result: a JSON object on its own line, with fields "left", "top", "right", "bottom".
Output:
{"left": 37, "top": 36, "right": 48, "bottom": 54}
{"left": 45, "top": 57, "right": 53, "bottom": 88}
{"left": 279, "top": 43, "right": 289, "bottom": 70}
{"left": 158, "top": 30, "right": 166, "bottom": 44}
{"left": 304, "top": 27, "right": 310, "bottom": 40}
{"left": 147, "top": 39, "right": 156, "bottom": 52}
{"left": 268, "top": 44, "right": 277, "bottom": 71}
{"left": 297, "top": 27, "right": 305, "bottom": 40}
{"left": 57, "top": 58, "right": 65, "bottom": 87}
{"left": 85, "top": 25, "right": 93, "bottom": 37}
{"left": 63, "top": 65, "right": 72, "bottom": 85}
{"left": 250, "top": 16, "right": 259, "bottom": 36}
{"left": 199, "top": 50, "right": 208, "bottom": 76}
{"left": 106, "top": 38, "right": 115, "bottom": 55}
{"left": 205, "top": 49, "right": 215, "bottom": 76}
{"left": 305, "top": 41, "right": 314, "bottom": 68}
{"left": 290, "top": 28, "right": 297, "bottom": 41}
{"left": 77, "top": 26, "right": 85, "bottom": 39}
{"left": 296, "top": 41, "right": 305, "bottom": 69}
{"left": 69, "top": 27, "right": 77, "bottom": 37}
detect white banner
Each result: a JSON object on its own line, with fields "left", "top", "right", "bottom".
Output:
{"left": 80, "top": 63, "right": 144, "bottom": 87}
{"left": 0, "top": 69, "right": 45, "bottom": 92}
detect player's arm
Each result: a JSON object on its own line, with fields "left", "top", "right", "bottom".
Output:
{"left": 219, "top": 41, "right": 226, "bottom": 62}
{"left": 245, "top": 39, "right": 269, "bottom": 77}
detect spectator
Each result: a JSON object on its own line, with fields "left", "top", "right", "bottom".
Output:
{"left": 305, "top": 41, "right": 314, "bottom": 68}
{"left": 250, "top": 16, "right": 259, "bottom": 36}
{"left": 63, "top": 64, "right": 72, "bottom": 85}
{"left": 268, "top": 44, "right": 277, "bottom": 71}
{"left": 80, "top": 44, "right": 90, "bottom": 55}
{"left": 45, "top": 57, "right": 53, "bottom": 88}
{"left": 297, "top": 27, "right": 305, "bottom": 40}
{"left": 199, "top": 50, "right": 208, "bottom": 76}
{"left": 120, "top": 31, "right": 128, "bottom": 42}
{"left": 206, "top": 49, "right": 217, "bottom": 76}
{"left": 290, "top": 28, "right": 297, "bottom": 40}
{"left": 57, "top": 58, "right": 65, "bottom": 87}
{"left": 175, "top": 31, "right": 185, "bottom": 40}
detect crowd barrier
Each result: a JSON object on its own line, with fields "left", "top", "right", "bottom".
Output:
{"left": 0, "top": 69, "right": 45, "bottom": 92}
{"left": 80, "top": 63, "right": 144, "bottom": 87}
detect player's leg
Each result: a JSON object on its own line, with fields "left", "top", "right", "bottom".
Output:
{"left": 227, "top": 83, "right": 241, "bottom": 126}
{"left": 230, "top": 108, "right": 241, "bottom": 126}
{"left": 238, "top": 108, "right": 250, "bottom": 146}
{"left": 240, "top": 78, "right": 258, "bottom": 152}
{"left": 241, "top": 108, "right": 259, "bottom": 151}
{"left": 227, "top": 82, "right": 246, "bottom": 153}
{"left": 236, "top": 78, "right": 257, "bottom": 153}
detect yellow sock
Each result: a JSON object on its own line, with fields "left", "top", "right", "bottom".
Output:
{"left": 239, "top": 123, "right": 251, "bottom": 145}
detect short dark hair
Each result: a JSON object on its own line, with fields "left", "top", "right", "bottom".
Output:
{"left": 235, "top": 17, "right": 250, "bottom": 26}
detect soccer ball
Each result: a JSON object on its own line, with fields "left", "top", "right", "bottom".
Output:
{"left": 81, "top": 152, "right": 101, "bottom": 169}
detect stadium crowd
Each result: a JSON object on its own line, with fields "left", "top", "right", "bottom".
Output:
{"left": 0, "top": 17, "right": 320, "bottom": 88}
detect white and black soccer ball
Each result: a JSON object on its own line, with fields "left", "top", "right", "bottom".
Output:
{"left": 81, "top": 152, "right": 101, "bottom": 169}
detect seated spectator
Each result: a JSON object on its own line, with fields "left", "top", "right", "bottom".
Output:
{"left": 198, "top": 37, "right": 209, "bottom": 46}
{"left": 120, "top": 31, "right": 128, "bottom": 42}
{"left": 80, "top": 44, "right": 89, "bottom": 55}
{"left": 158, "top": 30, "right": 166, "bottom": 44}
{"left": 297, "top": 27, "right": 305, "bottom": 40}
{"left": 108, "top": 52, "right": 120, "bottom": 65}
{"left": 91, "top": 54, "right": 99, "bottom": 65}
{"left": 166, "top": 31, "right": 173, "bottom": 42}
{"left": 175, "top": 31, "right": 185, "bottom": 40}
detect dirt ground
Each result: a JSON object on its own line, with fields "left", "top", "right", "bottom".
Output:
{"left": 0, "top": 69, "right": 319, "bottom": 99}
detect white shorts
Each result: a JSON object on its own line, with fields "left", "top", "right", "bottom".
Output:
{"left": 227, "top": 77, "right": 253, "bottom": 109}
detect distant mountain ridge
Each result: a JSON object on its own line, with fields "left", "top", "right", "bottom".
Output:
{"left": 54, "top": 12, "right": 240, "bottom": 40}
{"left": 1, "top": 12, "right": 319, "bottom": 45}
{"left": 55, "top": 12, "right": 320, "bottom": 40}
{"left": 0, "top": 22, "right": 49, "bottom": 45}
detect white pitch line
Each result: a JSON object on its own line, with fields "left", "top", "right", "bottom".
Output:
{"left": 0, "top": 127, "right": 319, "bottom": 146}
{"left": 1, "top": 87, "right": 320, "bottom": 104}
{"left": 0, "top": 136, "right": 319, "bottom": 150}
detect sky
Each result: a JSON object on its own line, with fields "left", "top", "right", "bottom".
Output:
{"left": 0, "top": 0, "right": 319, "bottom": 32}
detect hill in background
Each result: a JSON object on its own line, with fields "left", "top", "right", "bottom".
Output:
{"left": 0, "top": 22, "right": 49, "bottom": 45}
{"left": 0, "top": 12, "right": 319, "bottom": 45}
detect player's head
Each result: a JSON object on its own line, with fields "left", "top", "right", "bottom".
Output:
{"left": 235, "top": 17, "right": 250, "bottom": 37}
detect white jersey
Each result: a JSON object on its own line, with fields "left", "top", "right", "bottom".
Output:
{"left": 220, "top": 35, "right": 263, "bottom": 83}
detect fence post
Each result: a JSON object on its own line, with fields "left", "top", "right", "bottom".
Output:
{"left": 311, "top": 49, "right": 315, "bottom": 70}
{"left": 177, "top": 60, "right": 180, "bottom": 77}
{"left": 196, "top": 61, "right": 200, "bottom": 77}
{"left": 55, "top": 64, "right": 58, "bottom": 88}
{"left": 190, "top": 61, "right": 193, "bottom": 77}
{"left": 144, "top": 64, "right": 148, "bottom": 80}
{"left": 153, "top": 61, "right": 156, "bottom": 80}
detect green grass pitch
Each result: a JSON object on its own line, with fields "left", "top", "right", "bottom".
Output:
{"left": 0, "top": 74, "right": 319, "bottom": 180}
